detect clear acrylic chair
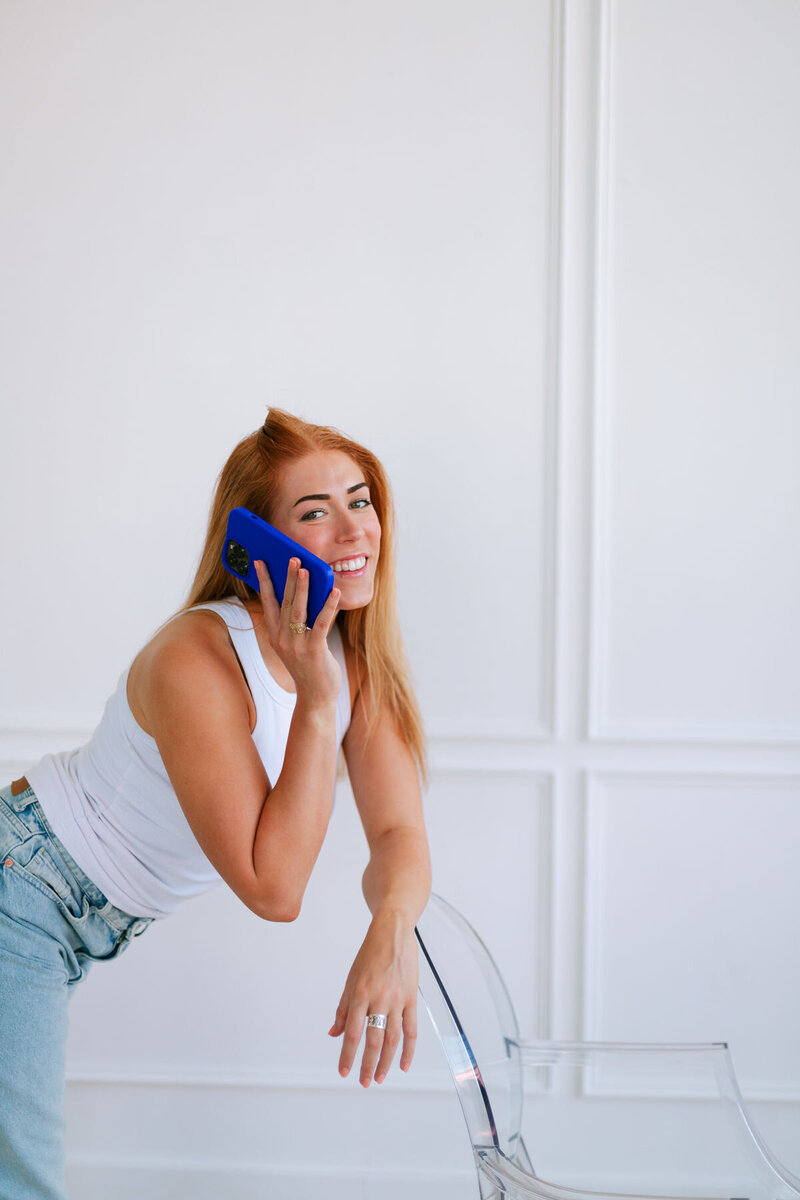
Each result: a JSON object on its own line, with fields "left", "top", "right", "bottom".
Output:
{"left": 415, "top": 893, "right": 800, "bottom": 1199}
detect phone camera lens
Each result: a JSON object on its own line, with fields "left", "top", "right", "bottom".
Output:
{"left": 224, "top": 539, "right": 250, "bottom": 577}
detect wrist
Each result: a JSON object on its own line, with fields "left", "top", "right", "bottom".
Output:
{"left": 369, "top": 903, "right": 419, "bottom": 938}
{"left": 293, "top": 694, "right": 338, "bottom": 724}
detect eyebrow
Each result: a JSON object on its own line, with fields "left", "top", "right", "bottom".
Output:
{"left": 292, "top": 482, "right": 369, "bottom": 508}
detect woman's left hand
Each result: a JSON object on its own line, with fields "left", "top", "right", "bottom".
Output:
{"left": 329, "top": 909, "right": 419, "bottom": 1086}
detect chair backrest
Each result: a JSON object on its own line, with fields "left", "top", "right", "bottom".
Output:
{"left": 416, "top": 894, "right": 800, "bottom": 1199}
{"left": 415, "top": 892, "right": 526, "bottom": 1164}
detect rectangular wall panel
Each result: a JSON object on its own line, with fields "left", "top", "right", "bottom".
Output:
{"left": 588, "top": 0, "right": 800, "bottom": 743}
{"left": 584, "top": 773, "right": 800, "bottom": 1100}
{"left": 64, "top": 768, "right": 551, "bottom": 1176}
{"left": 0, "top": 0, "right": 560, "bottom": 745}
{"left": 424, "top": 770, "right": 553, "bottom": 1038}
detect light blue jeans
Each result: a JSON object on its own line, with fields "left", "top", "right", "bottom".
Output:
{"left": 0, "top": 780, "right": 152, "bottom": 1199}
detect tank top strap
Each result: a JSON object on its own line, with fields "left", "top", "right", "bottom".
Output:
{"left": 188, "top": 598, "right": 253, "bottom": 629}
{"left": 184, "top": 599, "right": 289, "bottom": 706}
{"left": 182, "top": 599, "right": 350, "bottom": 731}
{"left": 187, "top": 599, "right": 259, "bottom": 662}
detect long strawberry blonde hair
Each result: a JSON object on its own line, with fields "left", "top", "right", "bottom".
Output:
{"left": 184, "top": 409, "right": 426, "bottom": 778}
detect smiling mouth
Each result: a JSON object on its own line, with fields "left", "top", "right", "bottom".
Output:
{"left": 331, "top": 555, "right": 367, "bottom": 573}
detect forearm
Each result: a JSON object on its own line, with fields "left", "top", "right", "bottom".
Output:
{"left": 331, "top": 823, "right": 430, "bottom": 1083}
{"left": 362, "top": 825, "right": 432, "bottom": 929}
{"left": 251, "top": 698, "right": 339, "bottom": 917}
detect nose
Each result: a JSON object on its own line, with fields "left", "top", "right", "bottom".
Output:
{"left": 335, "top": 509, "right": 362, "bottom": 543}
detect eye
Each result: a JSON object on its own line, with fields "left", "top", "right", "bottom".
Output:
{"left": 350, "top": 497, "right": 372, "bottom": 510}
{"left": 300, "top": 508, "right": 326, "bottom": 521}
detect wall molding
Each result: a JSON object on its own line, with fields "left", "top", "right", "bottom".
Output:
{"left": 66, "top": 1156, "right": 474, "bottom": 1200}
{"left": 584, "top": 0, "right": 616, "bottom": 748}
{"left": 581, "top": 771, "right": 800, "bottom": 1102}
{"left": 6, "top": 732, "right": 800, "bottom": 802}
{"left": 583, "top": 0, "right": 800, "bottom": 751}
{"left": 8, "top": 727, "right": 800, "bottom": 778}
{"left": 65, "top": 1063, "right": 452, "bottom": 1094}
{"left": 535, "top": 0, "right": 566, "bottom": 743}
{"left": 423, "top": 716, "right": 554, "bottom": 744}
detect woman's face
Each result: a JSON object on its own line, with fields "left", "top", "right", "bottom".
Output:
{"left": 269, "top": 450, "right": 382, "bottom": 611}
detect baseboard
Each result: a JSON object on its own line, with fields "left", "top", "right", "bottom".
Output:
{"left": 66, "top": 1157, "right": 476, "bottom": 1200}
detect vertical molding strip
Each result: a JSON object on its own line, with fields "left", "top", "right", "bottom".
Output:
{"left": 585, "top": 0, "right": 616, "bottom": 746}
{"left": 539, "top": 0, "right": 566, "bottom": 741}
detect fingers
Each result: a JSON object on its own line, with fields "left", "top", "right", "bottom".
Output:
{"left": 328, "top": 996, "right": 348, "bottom": 1040}
{"left": 399, "top": 1004, "right": 418, "bottom": 1073}
{"left": 311, "top": 581, "right": 340, "bottom": 636}
{"left": 336, "top": 1002, "right": 365, "bottom": 1080}
{"left": 285, "top": 566, "right": 341, "bottom": 641}
{"left": 358, "top": 1014, "right": 396, "bottom": 1087}
{"left": 289, "top": 563, "right": 340, "bottom": 636}
{"left": 373, "top": 1012, "right": 402, "bottom": 1085}
{"left": 254, "top": 559, "right": 281, "bottom": 628}
{"left": 286, "top": 560, "right": 309, "bottom": 628}
{"left": 328, "top": 927, "right": 419, "bottom": 1087}
{"left": 257, "top": 559, "right": 339, "bottom": 637}
{"left": 331, "top": 1001, "right": 416, "bottom": 1087}
{"left": 255, "top": 558, "right": 308, "bottom": 635}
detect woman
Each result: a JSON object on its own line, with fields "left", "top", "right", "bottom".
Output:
{"left": 0, "top": 409, "right": 431, "bottom": 1200}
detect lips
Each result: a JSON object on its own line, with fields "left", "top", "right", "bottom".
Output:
{"left": 331, "top": 555, "right": 367, "bottom": 573}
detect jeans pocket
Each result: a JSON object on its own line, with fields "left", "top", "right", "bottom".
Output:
{"left": 0, "top": 789, "right": 32, "bottom": 856}
{"left": 10, "top": 844, "right": 79, "bottom": 914}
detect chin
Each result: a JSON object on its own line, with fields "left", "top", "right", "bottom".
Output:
{"left": 335, "top": 583, "right": 375, "bottom": 611}
{"left": 337, "top": 597, "right": 373, "bottom": 612}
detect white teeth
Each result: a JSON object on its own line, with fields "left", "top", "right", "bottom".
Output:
{"left": 332, "top": 556, "right": 367, "bottom": 573}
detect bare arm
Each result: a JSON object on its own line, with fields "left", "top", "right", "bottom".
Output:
{"left": 139, "top": 561, "right": 343, "bottom": 921}
{"left": 329, "top": 683, "right": 431, "bottom": 1086}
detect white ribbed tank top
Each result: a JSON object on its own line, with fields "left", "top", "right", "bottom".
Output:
{"left": 27, "top": 599, "right": 352, "bottom": 920}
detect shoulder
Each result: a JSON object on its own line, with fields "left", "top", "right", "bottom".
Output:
{"left": 139, "top": 608, "right": 238, "bottom": 674}
{"left": 128, "top": 608, "right": 254, "bottom": 735}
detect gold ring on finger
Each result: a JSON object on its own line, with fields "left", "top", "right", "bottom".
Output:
{"left": 289, "top": 621, "right": 310, "bottom": 634}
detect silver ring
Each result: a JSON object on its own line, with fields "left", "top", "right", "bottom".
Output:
{"left": 366, "top": 1013, "right": 387, "bottom": 1030}
{"left": 288, "top": 621, "right": 309, "bottom": 634}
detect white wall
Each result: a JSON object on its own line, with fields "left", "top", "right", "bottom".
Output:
{"left": 1, "top": 1, "right": 799, "bottom": 1195}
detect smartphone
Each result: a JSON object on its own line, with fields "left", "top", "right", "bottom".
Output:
{"left": 221, "top": 507, "right": 335, "bottom": 628}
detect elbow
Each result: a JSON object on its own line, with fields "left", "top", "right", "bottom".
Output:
{"left": 237, "top": 862, "right": 311, "bottom": 922}
{"left": 246, "top": 887, "right": 303, "bottom": 923}
{"left": 259, "top": 900, "right": 301, "bottom": 923}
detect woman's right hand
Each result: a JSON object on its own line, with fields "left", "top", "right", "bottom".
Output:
{"left": 255, "top": 558, "right": 342, "bottom": 708}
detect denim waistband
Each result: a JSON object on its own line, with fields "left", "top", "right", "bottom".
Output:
{"left": 0, "top": 781, "right": 152, "bottom": 936}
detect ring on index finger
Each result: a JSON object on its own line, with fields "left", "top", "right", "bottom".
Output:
{"left": 288, "top": 621, "right": 310, "bottom": 634}
{"left": 367, "top": 1013, "right": 387, "bottom": 1030}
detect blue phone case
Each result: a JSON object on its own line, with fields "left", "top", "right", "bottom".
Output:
{"left": 221, "top": 507, "right": 335, "bottom": 628}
